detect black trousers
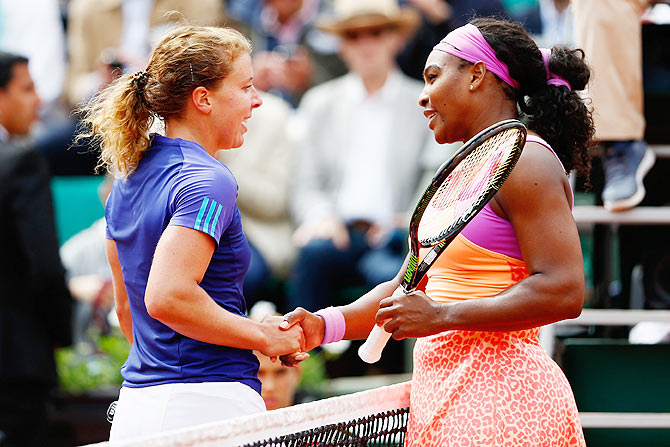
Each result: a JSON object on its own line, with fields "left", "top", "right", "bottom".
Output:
{"left": 0, "top": 385, "right": 49, "bottom": 447}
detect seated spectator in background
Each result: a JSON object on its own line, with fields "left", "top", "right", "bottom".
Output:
{"left": 60, "top": 176, "right": 114, "bottom": 346}
{"left": 0, "top": 51, "right": 73, "bottom": 447}
{"left": 0, "top": 0, "right": 66, "bottom": 111}
{"left": 66, "top": 0, "right": 226, "bottom": 106}
{"left": 536, "top": 0, "right": 573, "bottom": 47}
{"left": 249, "top": 302, "right": 304, "bottom": 411}
{"left": 0, "top": 0, "right": 92, "bottom": 175}
{"left": 216, "top": 92, "right": 297, "bottom": 310}
{"left": 36, "top": 0, "right": 226, "bottom": 176}
{"left": 228, "top": 0, "right": 347, "bottom": 106}
{"left": 498, "top": 0, "right": 542, "bottom": 33}
{"left": 256, "top": 346, "right": 303, "bottom": 410}
{"left": 288, "top": 0, "right": 444, "bottom": 314}
{"left": 397, "top": 0, "right": 508, "bottom": 80}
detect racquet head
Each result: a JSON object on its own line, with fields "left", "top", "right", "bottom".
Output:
{"left": 402, "top": 119, "right": 527, "bottom": 291}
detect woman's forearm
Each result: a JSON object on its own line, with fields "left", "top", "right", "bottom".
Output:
{"left": 439, "top": 273, "right": 584, "bottom": 332}
{"left": 340, "top": 278, "right": 401, "bottom": 340}
{"left": 146, "top": 283, "right": 267, "bottom": 349}
{"left": 115, "top": 297, "right": 133, "bottom": 344}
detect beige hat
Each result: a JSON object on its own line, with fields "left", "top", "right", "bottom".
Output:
{"left": 317, "top": 0, "right": 421, "bottom": 36}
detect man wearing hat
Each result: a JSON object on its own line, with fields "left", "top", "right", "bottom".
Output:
{"left": 288, "top": 0, "right": 444, "bottom": 352}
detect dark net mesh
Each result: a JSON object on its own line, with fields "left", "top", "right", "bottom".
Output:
{"left": 242, "top": 407, "right": 409, "bottom": 447}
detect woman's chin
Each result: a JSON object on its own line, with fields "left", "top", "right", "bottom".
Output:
{"left": 434, "top": 132, "right": 451, "bottom": 145}
{"left": 228, "top": 137, "right": 245, "bottom": 149}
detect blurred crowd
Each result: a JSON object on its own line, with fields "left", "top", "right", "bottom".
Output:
{"left": 20, "top": 0, "right": 573, "bottom": 315}
{"left": 2, "top": 0, "right": 669, "bottom": 444}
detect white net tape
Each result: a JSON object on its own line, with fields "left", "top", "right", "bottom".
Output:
{"left": 84, "top": 381, "right": 411, "bottom": 447}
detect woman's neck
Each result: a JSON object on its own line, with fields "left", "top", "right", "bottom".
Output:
{"left": 164, "top": 118, "right": 217, "bottom": 158}
{"left": 466, "top": 97, "right": 518, "bottom": 141}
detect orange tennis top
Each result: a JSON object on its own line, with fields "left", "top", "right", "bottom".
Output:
{"left": 423, "top": 233, "right": 529, "bottom": 302}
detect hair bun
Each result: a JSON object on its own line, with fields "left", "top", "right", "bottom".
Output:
{"left": 547, "top": 46, "right": 590, "bottom": 92}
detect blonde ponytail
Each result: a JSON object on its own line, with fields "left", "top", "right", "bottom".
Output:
{"left": 76, "top": 71, "right": 154, "bottom": 177}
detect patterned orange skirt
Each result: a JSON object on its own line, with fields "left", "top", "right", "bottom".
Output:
{"left": 406, "top": 328, "right": 585, "bottom": 447}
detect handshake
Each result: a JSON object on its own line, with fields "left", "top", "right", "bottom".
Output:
{"left": 254, "top": 285, "right": 443, "bottom": 367}
{"left": 256, "top": 307, "right": 327, "bottom": 368}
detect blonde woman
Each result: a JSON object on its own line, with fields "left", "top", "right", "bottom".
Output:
{"left": 77, "top": 25, "right": 306, "bottom": 441}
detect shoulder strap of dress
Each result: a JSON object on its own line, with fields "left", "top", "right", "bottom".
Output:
{"left": 525, "top": 134, "right": 574, "bottom": 208}
{"left": 525, "top": 134, "right": 568, "bottom": 174}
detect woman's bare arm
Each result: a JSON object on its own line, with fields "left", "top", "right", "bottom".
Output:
{"left": 106, "top": 238, "right": 133, "bottom": 344}
{"left": 377, "top": 142, "right": 584, "bottom": 338}
{"left": 144, "top": 225, "right": 305, "bottom": 358}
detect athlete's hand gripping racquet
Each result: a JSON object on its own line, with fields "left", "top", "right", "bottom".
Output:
{"left": 358, "top": 119, "right": 527, "bottom": 363}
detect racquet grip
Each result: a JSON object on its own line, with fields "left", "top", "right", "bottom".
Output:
{"left": 358, "top": 324, "right": 392, "bottom": 364}
{"left": 358, "top": 286, "right": 405, "bottom": 363}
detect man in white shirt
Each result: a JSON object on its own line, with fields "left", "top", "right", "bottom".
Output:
{"left": 288, "top": 0, "right": 444, "bottom": 319}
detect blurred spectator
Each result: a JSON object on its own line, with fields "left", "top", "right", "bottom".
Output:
{"left": 395, "top": 0, "right": 451, "bottom": 80}
{"left": 499, "top": 0, "right": 542, "bottom": 33}
{"left": 228, "top": 0, "right": 347, "bottom": 106}
{"left": 59, "top": 176, "right": 114, "bottom": 346}
{"left": 0, "top": 51, "right": 72, "bottom": 447}
{"left": 397, "top": 0, "right": 508, "bottom": 80}
{"left": 249, "top": 302, "right": 304, "bottom": 411}
{"left": 255, "top": 345, "right": 303, "bottom": 410}
{"left": 66, "top": 0, "right": 226, "bottom": 107}
{"left": 535, "top": 0, "right": 572, "bottom": 48}
{"left": 36, "top": 0, "right": 225, "bottom": 176}
{"left": 0, "top": 0, "right": 92, "bottom": 175}
{"left": 288, "top": 0, "right": 444, "bottom": 313}
{"left": 226, "top": 0, "right": 265, "bottom": 26}
{"left": 216, "top": 92, "right": 297, "bottom": 309}
{"left": 0, "top": 0, "right": 66, "bottom": 109}
{"left": 573, "top": 0, "right": 656, "bottom": 211}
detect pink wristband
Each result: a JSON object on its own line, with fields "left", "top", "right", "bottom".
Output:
{"left": 315, "top": 307, "right": 346, "bottom": 345}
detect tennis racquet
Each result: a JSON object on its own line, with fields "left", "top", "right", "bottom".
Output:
{"left": 358, "top": 119, "right": 527, "bottom": 363}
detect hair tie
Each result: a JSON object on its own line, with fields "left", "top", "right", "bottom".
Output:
{"left": 539, "top": 48, "right": 571, "bottom": 91}
{"left": 131, "top": 70, "right": 151, "bottom": 95}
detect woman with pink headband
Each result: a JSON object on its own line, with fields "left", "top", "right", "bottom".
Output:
{"left": 281, "top": 17, "right": 593, "bottom": 446}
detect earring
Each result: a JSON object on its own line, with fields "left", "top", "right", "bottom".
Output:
{"left": 469, "top": 85, "right": 474, "bottom": 91}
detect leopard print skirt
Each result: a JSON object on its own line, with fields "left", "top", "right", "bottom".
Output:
{"left": 406, "top": 328, "right": 585, "bottom": 447}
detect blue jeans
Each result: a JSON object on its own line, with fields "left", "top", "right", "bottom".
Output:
{"left": 286, "top": 227, "right": 407, "bottom": 312}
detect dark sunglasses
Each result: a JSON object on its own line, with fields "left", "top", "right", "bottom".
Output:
{"left": 342, "top": 26, "right": 396, "bottom": 42}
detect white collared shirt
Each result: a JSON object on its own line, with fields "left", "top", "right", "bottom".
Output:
{"left": 120, "top": 0, "right": 154, "bottom": 67}
{"left": 0, "top": 0, "right": 66, "bottom": 104}
{"left": 335, "top": 70, "right": 402, "bottom": 227}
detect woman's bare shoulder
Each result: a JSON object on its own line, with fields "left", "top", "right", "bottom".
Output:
{"left": 495, "top": 139, "right": 571, "bottom": 215}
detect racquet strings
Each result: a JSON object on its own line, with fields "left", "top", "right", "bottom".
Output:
{"left": 418, "top": 128, "right": 523, "bottom": 246}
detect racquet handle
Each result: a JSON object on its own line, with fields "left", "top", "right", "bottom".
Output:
{"left": 358, "top": 286, "right": 405, "bottom": 363}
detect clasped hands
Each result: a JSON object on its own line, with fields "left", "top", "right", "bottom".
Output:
{"left": 275, "top": 289, "right": 444, "bottom": 367}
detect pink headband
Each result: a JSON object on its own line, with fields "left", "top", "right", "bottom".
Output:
{"left": 433, "top": 23, "right": 520, "bottom": 90}
{"left": 540, "top": 48, "right": 571, "bottom": 90}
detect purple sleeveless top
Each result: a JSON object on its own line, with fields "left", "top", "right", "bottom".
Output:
{"left": 459, "top": 134, "right": 572, "bottom": 260}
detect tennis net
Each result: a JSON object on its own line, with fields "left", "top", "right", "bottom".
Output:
{"left": 85, "top": 381, "right": 411, "bottom": 447}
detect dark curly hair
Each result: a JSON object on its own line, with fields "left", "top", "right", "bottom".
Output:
{"left": 469, "top": 17, "right": 595, "bottom": 182}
